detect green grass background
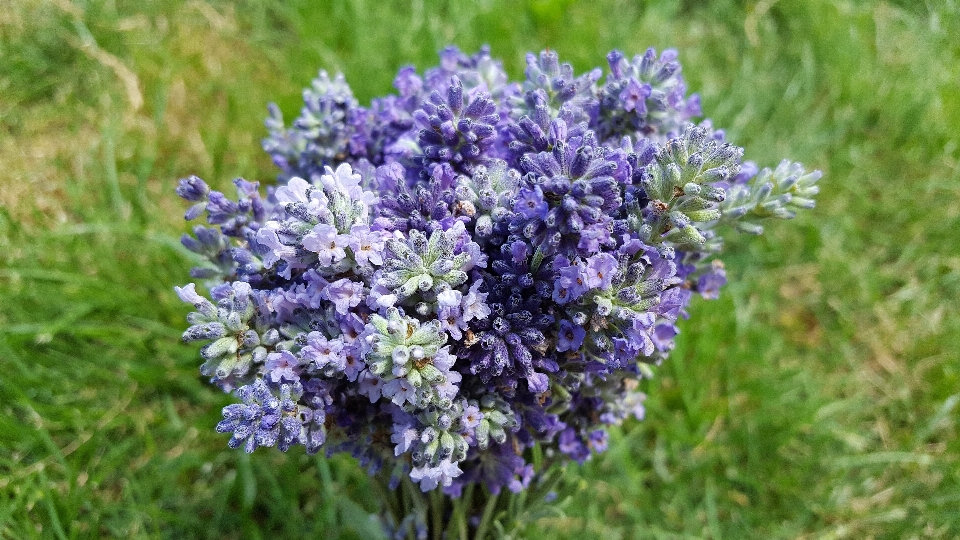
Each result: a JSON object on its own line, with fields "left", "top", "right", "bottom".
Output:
{"left": 1, "top": 0, "right": 958, "bottom": 538}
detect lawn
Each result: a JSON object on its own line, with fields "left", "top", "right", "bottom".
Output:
{"left": 1, "top": 0, "right": 958, "bottom": 538}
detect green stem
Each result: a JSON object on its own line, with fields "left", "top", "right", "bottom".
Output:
{"left": 430, "top": 489, "right": 443, "bottom": 540}
{"left": 316, "top": 456, "right": 339, "bottom": 538}
{"left": 401, "top": 477, "right": 427, "bottom": 540}
{"left": 473, "top": 490, "right": 499, "bottom": 540}
{"left": 372, "top": 471, "right": 399, "bottom": 529}
{"left": 458, "top": 484, "right": 474, "bottom": 540}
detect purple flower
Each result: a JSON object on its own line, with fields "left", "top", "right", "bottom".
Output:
{"left": 618, "top": 235, "right": 646, "bottom": 256}
{"left": 526, "top": 372, "right": 549, "bottom": 394}
{"left": 216, "top": 380, "right": 303, "bottom": 453}
{"left": 514, "top": 186, "right": 548, "bottom": 219}
{"left": 410, "top": 459, "right": 462, "bottom": 491}
{"left": 461, "top": 280, "right": 491, "bottom": 322}
{"left": 553, "top": 264, "right": 588, "bottom": 304}
{"left": 622, "top": 313, "right": 656, "bottom": 357}
{"left": 394, "top": 66, "right": 422, "bottom": 97}
{"left": 585, "top": 253, "right": 617, "bottom": 289}
{"left": 652, "top": 323, "right": 678, "bottom": 352}
{"left": 438, "top": 304, "right": 467, "bottom": 340}
{"left": 303, "top": 223, "right": 349, "bottom": 266}
{"left": 576, "top": 226, "right": 612, "bottom": 254}
{"left": 557, "top": 320, "right": 586, "bottom": 352}
{"left": 619, "top": 77, "right": 650, "bottom": 113}
{"left": 612, "top": 337, "right": 640, "bottom": 363}
{"left": 507, "top": 462, "right": 534, "bottom": 494}
{"left": 347, "top": 224, "right": 387, "bottom": 266}
{"left": 587, "top": 429, "right": 608, "bottom": 453}
{"left": 358, "top": 370, "right": 384, "bottom": 402}
{"left": 342, "top": 347, "right": 365, "bottom": 382}
{"left": 461, "top": 405, "right": 482, "bottom": 430}
{"left": 383, "top": 378, "right": 417, "bottom": 406}
{"left": 391, "top": 423, "right": 419, "bottom": 456}
{"left": 175, "top": 45, "right": 819, "bottom": 494}
{"left": 558, "top": 428, "right": 590, "bottom": 463}
{"left": 656, "top": 287, "right": 692, "bottom": 321}
{"left": 255, "top": 226, "right": 297, "bottom": 269}
{"left": 265, "top": 350, "right": 302, "bottom": 382}
{"left": 176, "top": 175, "right": 210, "bottom": 202}
{"left": 323, "top": 278, "right": 364, "bottom": 314}
{"left": 696, "top": 264, "right": 727, "bottom": 300}
{"left": 301, "top": 332, "right": 346, "bottom": 371}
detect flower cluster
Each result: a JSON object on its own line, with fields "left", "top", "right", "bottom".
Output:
{"left": 175, "top": 46, "right": 819, "bottom": 495}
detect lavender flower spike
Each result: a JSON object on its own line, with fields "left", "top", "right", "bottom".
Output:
{"left": 174, "top": 45, "right": 821, "bottom": 498}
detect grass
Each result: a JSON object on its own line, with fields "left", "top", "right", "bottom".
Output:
{"left": 1, "top": 0, "right": 958, "bottom": 538}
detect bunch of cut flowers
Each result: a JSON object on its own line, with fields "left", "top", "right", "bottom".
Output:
{"left": 174, "top": 46, "right": 820, "bottom": 539}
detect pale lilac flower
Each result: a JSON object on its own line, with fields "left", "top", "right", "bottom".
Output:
{"left": 461, "top": 241, "right": 487, "bottom": 271}
{"left": 274, "top": 177, "right": 311, "bottom": 204}
{"left": 347, "top": 224, "right": 386, "bottom": 266}
{"left": 174, "top": 282, "right": 205, "bottom": 305}
{"left": 265, "top": 350, "right": 301, "bottom": 382}
{"left": 461, "top": 280, "right": 490, "bottom": 322}
{"left": 255, "top": 225, "right": 297, "bottom": 269}
{"left": 323, "top": 278, "right": 364, "bottom": 314}
{"left": 437, "top": 289, "right": 462, "bottom": 309}
{"left": 461, "top": 404, "right": 482, "bottom": 430}
{"left": 438, "top": 304, "right": 466, "bottom": 340}
{"left": 391, "top": 423, "right": 419, "bottom": 456}
{"left": 342, "top": 348, "right": 365, "bottom": 382}
{"left": 410, "top": 459, "right": 462, "bottom": 491}
{"left": 434, "top": 369, "right": 461, "bottom": 400}
{"left": 320, "top": 163, "right": 379, "bottom": 213}
{"left": 585, "top": 253, "right": 617, "bottom": 289}
{"left": 275, "top": 176, "right": 328, "bottom": 217}
{"left": 623, "top": 390, "right": 647, "bottom": 421}
{"left": 697, "top": 265, "right": 727, "bottom": 300}
{"left": 383, "top": 379, "right": 417, "bottom": 406}
{"left": 301, "top": 332, "right": 345, "bottom": 371}
{"left": 302, "top": 223, "right": 348, "bottom": 266}
{"left": 366, "top": 280, "right": 398, "bottom": 311}
{"left": 339, "top": 312, "right": 366, "bottom": 344}
{"left": 358, "top": 370, "right": 384, "bottom": 403}
{"left": 320, "top": 163, "right": 359, "bottom": 194}
{"left": 431, "top": 346, "right": 456, "bottom": 372}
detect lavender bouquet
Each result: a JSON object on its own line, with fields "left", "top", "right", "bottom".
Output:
{"left": 174, "top": 46, "right": 820, "bottom": 538}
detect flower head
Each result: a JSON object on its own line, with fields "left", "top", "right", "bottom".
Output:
{"left": 177, "top": 45, "right": 821, "bottom": 495}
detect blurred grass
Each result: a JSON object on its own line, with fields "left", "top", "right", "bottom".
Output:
{"left": 1, "top": 0, "right": 958, "bottom": 538}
